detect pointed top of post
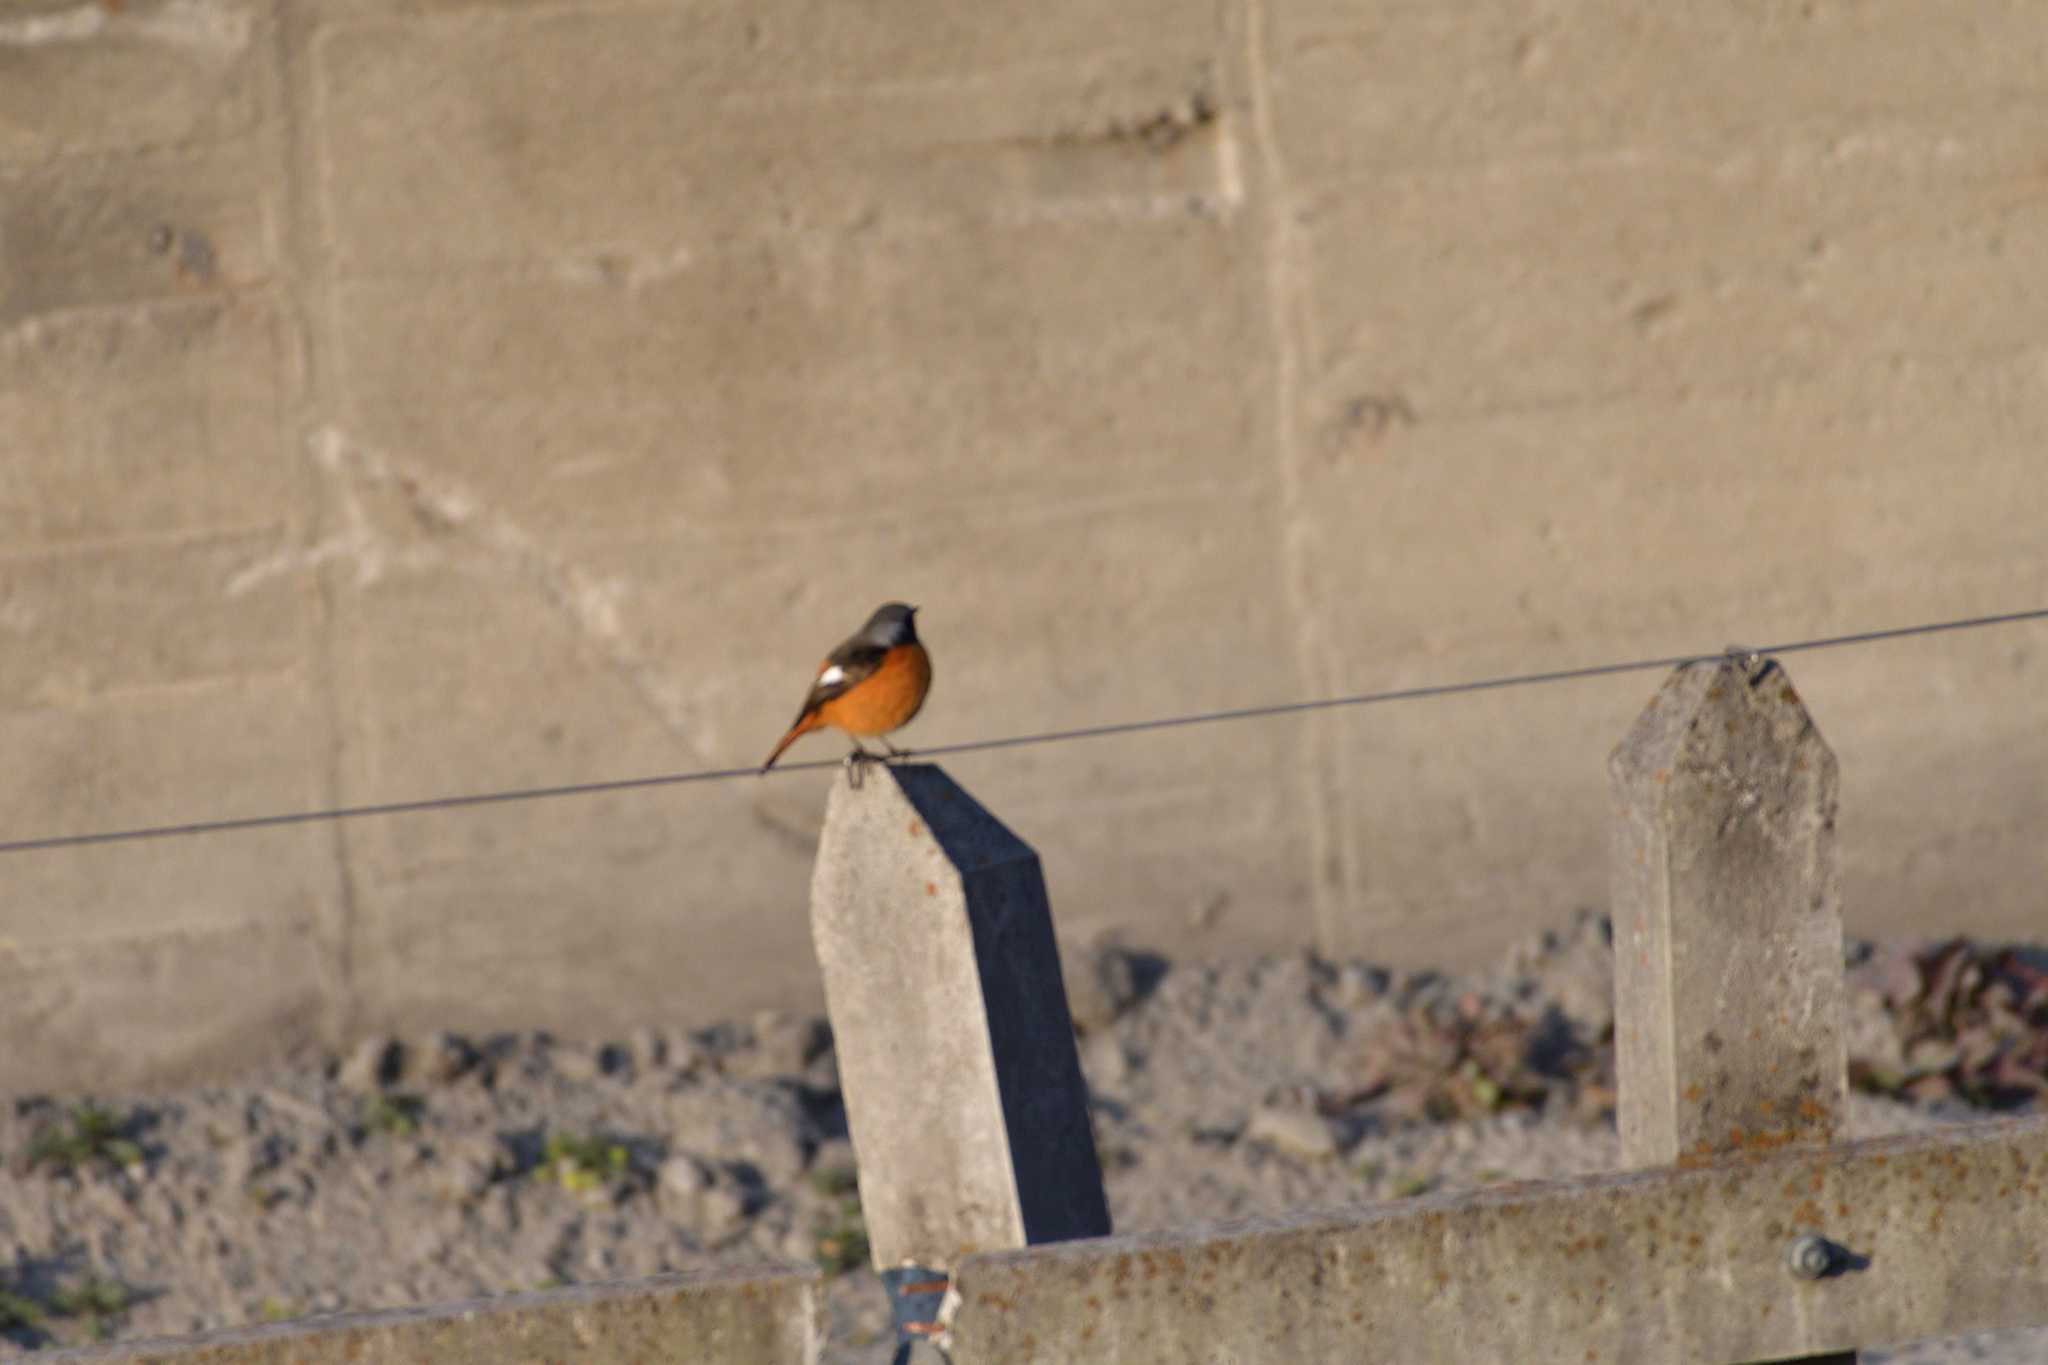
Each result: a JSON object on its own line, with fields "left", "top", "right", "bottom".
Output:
{"left": 826, "top": 762, "right": 1037, "bottom": 877}
{"left": 1609, "top": 653, "right": 1837, "bottom": 802}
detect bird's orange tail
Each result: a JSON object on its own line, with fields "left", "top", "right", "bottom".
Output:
{"left": 760, "top": 713, "right": 824, "bottom": 773}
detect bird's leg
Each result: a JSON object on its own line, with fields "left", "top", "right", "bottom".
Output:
{"left": 880, "top": 737, "right": 913, "bottom": 761}
{"left": 844, "top": 739, "right": 880, "bottom": 789}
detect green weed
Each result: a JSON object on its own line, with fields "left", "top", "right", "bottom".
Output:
{"left": 532, "top": 1132, "right": 629, "bottom": 1195}
{"left": 810, "top": 1165, "right": 869, "bottom": 1276}
{"left": 22, "top": 1104, "right": 144, "bottom": 1174}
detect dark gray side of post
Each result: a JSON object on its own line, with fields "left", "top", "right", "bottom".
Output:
{"left": 967, "top": 862, "right": 1112, "bottom": 1244}
{"left": 1611, "top": 655, "right": 1856, "bottom": 1365}
{"left": 891, "top": 765, "right": 1111, "bottom": 1246}
{"left": 887, "top": 765, "right": 1110, "bottom": 1248}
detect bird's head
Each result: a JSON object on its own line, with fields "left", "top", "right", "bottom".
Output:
{"left": 860, "top": 601, "right": 919, "bottom": 647}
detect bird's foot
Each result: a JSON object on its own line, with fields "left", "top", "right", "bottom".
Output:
{"left": 843, "top": 749, "right": 883, "bottom": 789}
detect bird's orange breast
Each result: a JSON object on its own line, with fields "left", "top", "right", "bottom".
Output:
{"left": 817, "top": 643, "right": 931, "bottom": 737}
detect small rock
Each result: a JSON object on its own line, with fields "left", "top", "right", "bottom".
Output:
{"left": 1859, "top": 942, "right": 1930, "bottom": 1009}
{"left": 475, "top": 1183, "right": 518, "bottom": 1235}
{"left": 217, "top": 1135, "right": 261, "bottom": 1188}
{"left": 627, "top": 1027, "right": 703, "bottom": 1078}
{"left": 1518, "top": 911, "right": 1615, "bottom": 1038}
{"left": 404, "top": 1032, "right": 477, "bottom": 1087}
{"left": 1326, "top": 963, "right": 1391, "bottom": 1010}
{"left": 659, "top": 1154, "right": 711, "bottom": 1201}
{"left": 1244, "top": 1102, "right": 1339, "bottom": 1160}
{"left": 1395, "top": 969, "right": 1454, "bottom": 1015}
{"left": 662, "top": 1165, "right": 754, "bottom": 1243}
{"left": 1251, "top": 951, "right": 1331, "bottom": 1004}
{"left": 1064, "top": 934, "right": 1158, "bottom": 1033}
{"left": 779, "top": 1222, "right": 820, "bottom": 1264}
{"left": 135, "top": 1182, "right": 184, "bottom": 1229}
{"left": 336, "top": 1036, "right": 404, "bottom": 1092}
{"left": 666, "top": 1078, "right": 814, "bottom": 1184}
{"left": 430, "top": 1135, "right": 502, "bottom": 1201}
{"left": 725, "top": 1012, "right": 830, "bottom": 1080}
{"left": 668, "top": 1037, "right": 703, "bottom": 1076}
{"left": 1081, "top": 1029, "right": 1131, "bottom": 1088}
{"left": 808, "top": 1137, "right": 857, "bottom": 1182}
{"left": 1906, "top": 1037, "right": 1961, "bottom": 1073}
{"left": 626, "top": 1025, "right": 671, "bottom": 1072}
{"left": 501, "top": 1030, "right": 560, "bottom": 1084}
{"left": 1842, "top": 986, "right": 1905, "bottom": 1077}
{"left": 801, "top": 1047, "right": 840, "bottom": 1094}
{"left": 1903, "top": 1072, "right": 1957, "bottom": 1104}
{"left": 548, "top": 1043, "right": 603, "bottom": 1084}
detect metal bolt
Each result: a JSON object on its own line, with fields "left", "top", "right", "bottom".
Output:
{"left": 1785, "top": 1232, "right": 1835, "bottom": 1280}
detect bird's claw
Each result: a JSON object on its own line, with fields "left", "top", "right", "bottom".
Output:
{"left": 843, "top": 749, "right": 883, "bottom": 789}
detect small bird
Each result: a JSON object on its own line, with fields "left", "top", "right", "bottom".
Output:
{"left": 760, "top": 602, "right": 932, "bottom": 776}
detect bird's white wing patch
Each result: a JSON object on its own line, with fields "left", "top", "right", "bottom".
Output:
{"left": 816, "top": 664, "right": 847, "bottom": 687}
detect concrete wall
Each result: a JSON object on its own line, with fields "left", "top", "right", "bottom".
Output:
{"left": 51, "top": 1266, "right": 821, "bottom": 1363}
{"left": 2, "top": 0, "right": 2044, "bottom": 1089}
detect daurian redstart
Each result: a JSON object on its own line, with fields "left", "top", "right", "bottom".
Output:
{"left": 760, "top": 602, "right": 931, "bottom": 774}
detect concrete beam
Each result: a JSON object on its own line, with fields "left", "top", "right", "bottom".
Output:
{"left": 943, "top": 1116, "right": 2048, "bottom": 1364}
{"left": 1609, "top": 655, "right": 1848, "bottom": 1168}
{"left": 809, "top": 762, "right": 1109, "bottom": 1271}
{"left": 42, "top": 1266, "right": 821, "bottom": 1364}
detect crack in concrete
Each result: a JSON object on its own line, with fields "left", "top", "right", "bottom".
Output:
{"left": 1046, "top": 89, "right": 1221, "bottom": 152}
{"left": 1241, "top": 0, "right": 1351, "bottom": 952}
{"left": 231, "top": 427, "right": 709, "bottom": 758}
{"left": 0, "top": 0, "right": 252, "bottom": 51}
{"left": 553, "top": 243, "right": 696, "bottom": 293}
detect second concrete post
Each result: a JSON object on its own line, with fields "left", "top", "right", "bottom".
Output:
{"left": 1609, "top": 653, "right": 1848, "bottom": 1167}
{"left": 1610, "top": 654, "right": 1855, "bottom": 1365}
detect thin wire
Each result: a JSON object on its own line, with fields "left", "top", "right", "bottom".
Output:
{"left": 4, "top": 604, "right": 2045, "bottom": 856}
{"left": 910, "top": 603, "right": 2048, "bottom": 756}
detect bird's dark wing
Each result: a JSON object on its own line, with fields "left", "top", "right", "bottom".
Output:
{"left": 788, "top": 639, "right": 889, "bottom": 726}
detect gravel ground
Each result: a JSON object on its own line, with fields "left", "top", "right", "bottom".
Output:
{"left": 1, "top": 913, "right": 2041, "bottom": 1361}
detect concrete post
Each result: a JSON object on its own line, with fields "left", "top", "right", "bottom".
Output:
{"left": 1610, "top": 654, "right": 1848, "bottom": 1169}
{"left": 1611, "top": 655, "right": 1854, "bottom": 1364}
{"left": 809, "top": 762, "right": 1110, "bottom": 1341}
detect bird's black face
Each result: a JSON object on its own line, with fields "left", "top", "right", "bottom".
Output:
{"left": 860, "top": 601, "right": 919, "bottom": 647}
